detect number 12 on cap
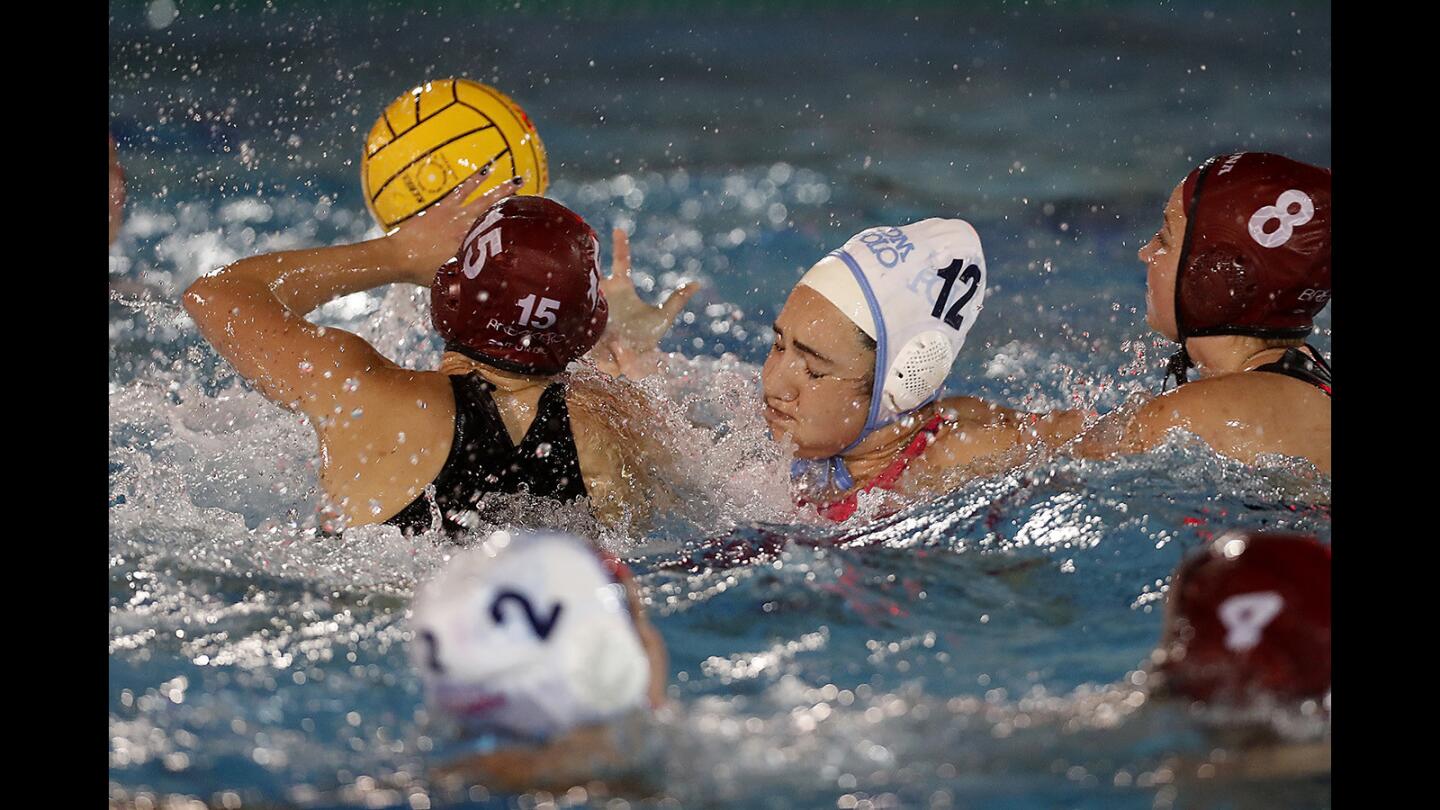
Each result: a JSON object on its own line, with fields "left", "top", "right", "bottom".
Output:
{"left": 931, "top": 260, "right": 982, "bottom": 330}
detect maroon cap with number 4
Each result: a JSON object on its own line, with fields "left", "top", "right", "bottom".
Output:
{"left": 1158, "top": 531, "right": 1331, "bottom": 704}
{"left": 432, "top": 196, "right": 608, "bottom": 375}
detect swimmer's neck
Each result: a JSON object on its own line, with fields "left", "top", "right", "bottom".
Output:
{"left": 838, "top": 402, "right": 939, "bottom": 485}
{"left": 1184, "top": 335, "right": 1307, "bottom": 378}
{"left": 436, "top": 351, "right": 553, "bottom": 392}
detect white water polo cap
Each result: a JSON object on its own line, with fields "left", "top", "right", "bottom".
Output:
{"left": 800, "top": 218, "right": 987, "bottom": 433}
{"left": 409, "top": 530, "right": 651, "bottom": 742}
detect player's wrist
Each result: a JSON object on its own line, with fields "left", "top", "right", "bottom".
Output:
{"left": 372, "top": 232, "right": 432, "bottom": 285}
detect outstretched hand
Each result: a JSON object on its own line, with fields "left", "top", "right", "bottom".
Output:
{"left": 590, "top": 333, "right": 665, "bottom": 380}
{"left": 599, "top": 228, "right": 700, "bottom": 353}
{"left": 387, "top": 168, "right": 522, "bottom": 285}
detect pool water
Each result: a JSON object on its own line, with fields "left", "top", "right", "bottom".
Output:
{"left": 109, "top": 2, "right": 1331, "bottom": 807}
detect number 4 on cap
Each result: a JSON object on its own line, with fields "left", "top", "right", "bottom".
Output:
{"left": 1218, "top": 591, "right": 1284, "bottom": 652}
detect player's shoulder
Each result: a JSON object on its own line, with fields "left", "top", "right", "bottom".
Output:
{"left": 1134, "top": 371, "right": 1327, "bottom": 437}
{"left": 1153, "top": 370, "right": 1325, "bottom": 410}
{"left": 934, "top": 394, "right": 1009, "bottom": 424}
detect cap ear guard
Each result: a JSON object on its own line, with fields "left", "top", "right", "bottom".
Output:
{"left": 882, "top": 331, "right": 956, "bottom": 413}
{"left": 1179, "top": 250, "right": 1256, "bottom": 327}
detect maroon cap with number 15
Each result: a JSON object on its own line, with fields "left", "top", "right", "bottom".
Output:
{"left": 432, "top": 195, "right": 609, "bottom": 375}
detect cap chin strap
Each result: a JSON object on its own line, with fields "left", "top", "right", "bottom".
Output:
{"left": 1163, "top": 346, "right": 1193, "bottom": 391}
{"left": 790, "top": 249, "right": 890, "bottom": 493}
{"left": 1165, "top": 157, "right": 1216, "bottom": 394}
{"left": 791, "top": 455, "right": 855, "bottom": 493}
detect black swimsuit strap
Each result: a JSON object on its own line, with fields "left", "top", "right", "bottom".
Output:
{"left": 1252, "top": 344, "right": 1332, "bottom": 396}
{"left": 531, "top": 382, "right": 573, "bottom": 438}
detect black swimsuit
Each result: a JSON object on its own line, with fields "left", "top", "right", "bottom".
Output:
{"left": 1165, "top": 344, "right": 1331, "bottom": 396}
{"left": 1251, "top": 344, "right": 1332, "bottom": 396}
{"left": 385, "top": 373, "right": 588, "bottom": 535}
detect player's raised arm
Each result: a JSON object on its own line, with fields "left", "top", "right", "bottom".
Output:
{"left": 182, "top": 172, "right": 515, "bottom": 419}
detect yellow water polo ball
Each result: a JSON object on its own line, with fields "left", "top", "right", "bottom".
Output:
{"left": 361, "top": 78, "right": 549, "bottom": 230}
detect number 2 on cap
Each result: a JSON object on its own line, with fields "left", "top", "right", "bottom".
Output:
{"left": 490, "top": 590, "right": 564, "bottom": 639}
{"left": 516, "top": 295, "right": 561, "bottom": 329}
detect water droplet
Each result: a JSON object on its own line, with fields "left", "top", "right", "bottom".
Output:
{"left": 534, "top": 442, "right": 553, "bottom": 458}
{"left": 297, "top": 361, "right": 313, "bottom": 373}
{"left": 369, "top": 500, "right": 383, "bottom": 516}
{"left": 351, "top": 408, "right": 364, "bottom": 418}
{"left": 342, "top": 377, "right": 360, "bottom": 393}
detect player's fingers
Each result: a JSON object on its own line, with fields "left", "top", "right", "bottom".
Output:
{"left": 611, "top": 229, "right": 632, "bottom": 281}
{"left": 660, "top": 281, "right": 701, "bottom": 319}
{"left": 471, "top": 175, "right": 522, "bottom": 210}
{"left": 441, "top": 164, "right": 492, "bottom": 208}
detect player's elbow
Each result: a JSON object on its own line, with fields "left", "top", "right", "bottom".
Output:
{"left": 182, "top": 265, "right": 244, "bottom": 308}
{"left": 182, "top": 277, "right": 218, "bottom": 323}
{"left": 182, "top": 272, "right": 244, "bottom": 335}
{"left": 181, "top": 279, "right": 211, "bottom": 317}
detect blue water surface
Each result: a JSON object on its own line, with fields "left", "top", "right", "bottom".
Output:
{"left": 109, "top": 2, "right": 1331, "bottom": 808}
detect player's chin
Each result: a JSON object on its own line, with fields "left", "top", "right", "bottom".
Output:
{"left": 787, "top": 431, "right": 845, "bottom": 460}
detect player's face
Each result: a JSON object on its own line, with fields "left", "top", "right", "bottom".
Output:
{"left": 1140, "top": 183, "right": 1185, "bottom": 341}
{"left": 762, "top": 286, "right": 875, "bottom": 458}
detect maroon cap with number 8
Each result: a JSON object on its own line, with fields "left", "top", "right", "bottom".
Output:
{"left": 432, "top": 196, "right": 608, "bottom": 375}
{"left": 1176, "top": 152, "right": 1331, "bottom": 340}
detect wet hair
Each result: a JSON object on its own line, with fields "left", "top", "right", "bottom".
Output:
{"left": 856, "top": 326, "right": 877, "bottom": 395}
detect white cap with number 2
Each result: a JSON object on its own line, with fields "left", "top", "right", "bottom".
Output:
{"left": 409, "top": 530, "right": 652, "bottom": 741}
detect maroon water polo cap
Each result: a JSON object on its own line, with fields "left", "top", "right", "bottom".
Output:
{"left": 432, "top": 196, "right": 608, "bottom": 375}
{"left": 1175, "top": 152, "right": 1331, "bottom": 340}
{"left": 1158, "top": 531, "right": 1331, "bottom": 704}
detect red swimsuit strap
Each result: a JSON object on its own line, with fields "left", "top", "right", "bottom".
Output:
{"left": 812, "top": 413, "right": 950, "bottom": 522}
{"left": 862, "top": 413, "right": 949, "bottom": 492}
